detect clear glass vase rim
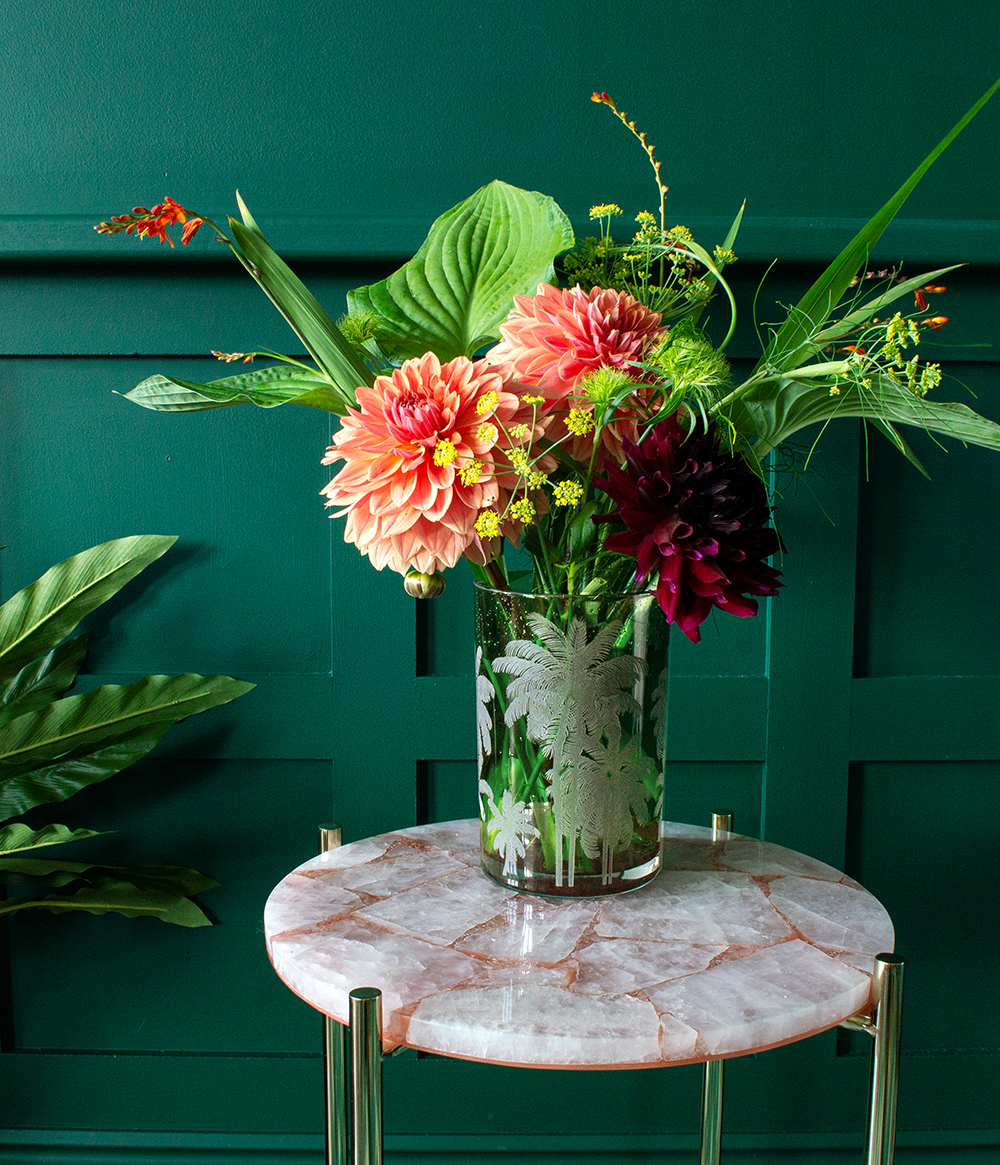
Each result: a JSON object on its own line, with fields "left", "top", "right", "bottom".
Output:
{"left": 473, "top": 582, "right": 653, "bottom": 603}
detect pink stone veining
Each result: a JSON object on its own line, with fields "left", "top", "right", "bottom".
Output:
{"left": 264, "top": 819, "right": 894, "bottom": 1069}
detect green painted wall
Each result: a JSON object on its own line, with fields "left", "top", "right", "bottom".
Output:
{"left": 2, "top": 1, "right": 999, "bottom": 1161}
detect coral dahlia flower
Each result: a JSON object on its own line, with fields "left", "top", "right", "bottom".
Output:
{"left": 487, "top": 284, "right": 664, "bottom": 462}
{"left": 321, "top": 353, "right": 521, "bottom": 575}
{"left": 490, "top": 284, "right": 663, "bottom": 391}
{"left": 594, "top": 415, "right": 782, "bottom": 643}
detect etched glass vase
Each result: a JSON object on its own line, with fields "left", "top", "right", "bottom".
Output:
{"left": 475, "top": 584, "right": 669, "bottom": 897}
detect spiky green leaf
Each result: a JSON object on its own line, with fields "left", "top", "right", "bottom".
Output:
{"left": 122, "top": 364, "right": 348, "bottom": 414}
{"left": 0, "top": 673, "right": 254, "bottom": 777}
{"left": 0, "top": 536, "right": 176, "bottom": 681}
{"left": 0, "top": 635, "right": 88, "bottom": 728}
{"left": 0, "top": 722, "right": 173, "bottom": 820}
{"left": 0, "top": 862, "right": 217, "bottom": 926}
{"left": 0, "top": 822, "right": 103, "bottom": 854}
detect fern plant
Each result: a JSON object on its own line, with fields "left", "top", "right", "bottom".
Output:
{"left": 0, "top": 535, "right": 254, "bottom": 926}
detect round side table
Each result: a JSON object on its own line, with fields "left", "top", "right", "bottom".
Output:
{"left": 264, "top": 819, "right": 903, "bottom": 1165}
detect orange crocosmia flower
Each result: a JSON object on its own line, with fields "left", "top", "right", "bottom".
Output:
{"left": 487, "top": 284, "right": 664, "bottom": 465}
{"left": 95, "top": 197, "right": 203, "bottom": 248}
{"left": 321, "top": 352, "right": 521, "bottom": 576}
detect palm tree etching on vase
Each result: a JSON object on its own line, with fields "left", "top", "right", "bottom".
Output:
{"left": 476, "top": 585, "right": 668, "bottom": 897}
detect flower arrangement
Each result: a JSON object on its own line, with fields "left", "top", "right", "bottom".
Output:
{"left": 96, "top": 85, "right": 1000, "bottom": 645}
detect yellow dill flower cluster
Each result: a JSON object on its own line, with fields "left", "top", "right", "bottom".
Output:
{"left": 507, "top": 447, "right": 532, "bottom": 476}
{"left": 460, "top": 460, "right": 483, "bottom": 486}
{"left": 433, "top": 438, "right": 457, "bottom": 467}
{"left": 508, "top": 423, "right": 530, "bottom": 441}
{"left": 508, "top": 498, "right": 536, "bottom": 524}
{"left": 565, "top": 408, "right": 595, "bottom": 436}
{"left": 848, "top": 313, "right": 943, "bottom": 398}
{"left": 882, "top": 313, "right": 922, "bottom": 364}
{"left": 632, "top": 211, "right": 661, "bottom": 245}
{"left": 552, "top": 480, "right": 584, "bottom": 506}
{"left": 476, "top": 422, "right": 499, "bottom": 444}
{"left": 475, "top": 510, "right": 501, "bottom": 538}
{"left": 475, "top": 390, "right": 499, "bottom": 416}
{"left": 879, "top": 314, "right": 940, "bottom": 397}
{"left": 589, "top": 204, "right": 622, "bottom": 219}
{"left": 508, "top": 446, "right": 548, "bottom": 489}
{"left": 667, "top": 225, "right": 694, "bottom": 244}
{"left": 713, "top": 246, "right": 737, "bottom": 267}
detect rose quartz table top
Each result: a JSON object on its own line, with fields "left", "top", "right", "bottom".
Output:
{"left": 264, "top": 819, "right": 893, "bottom": 1070}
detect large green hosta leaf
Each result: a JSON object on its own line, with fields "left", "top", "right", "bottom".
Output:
{"left": 0, "top": 535, "right": 176, "bottom": 680}
{"left": 347, "top": 180, "right": 575, "bottom": 361}
{"left": 122, "top": 365, "right": 347, "bottom": 414}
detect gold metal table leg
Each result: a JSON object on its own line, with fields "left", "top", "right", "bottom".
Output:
{"left": 319, "top": 825, "right": 348, "bottom": 1165}
{"left": 698, "top": 812, "right": 732, "bottom": 1165}
{"left": 350, "top": 987, "right": 384, "bottom": 1165}
{"left": 865, "top": 954, "right": 904, "bottom": 1165}
{"left": 699, "top": 1059, "right": 724, "bottom": 1165}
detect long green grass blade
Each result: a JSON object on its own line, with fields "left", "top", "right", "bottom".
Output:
{"left": 229, "top": 196, "right": 372, "bottom": 403}
{"left": 758, "top": 79, "right": 1000, "bottom": 374}
{"left": 810, "top": 265, "right": 960, "bottom": 351}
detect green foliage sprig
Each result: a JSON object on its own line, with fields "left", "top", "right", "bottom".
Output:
{"left": 0, "top": 536, "right": 254, "bottom": 927}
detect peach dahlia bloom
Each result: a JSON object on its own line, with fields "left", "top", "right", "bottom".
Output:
{"left": 321, "top": 352, "right": 521, "bottom": 575}
{"left": 488, "top": 284, "right": 663, "bottom": 393}
{"left": 487, "top": 284, "right": 664, "bottom": 463}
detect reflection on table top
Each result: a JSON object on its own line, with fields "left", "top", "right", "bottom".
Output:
{"left": 264, "top": 819, "right": 893, "bottom": 1070}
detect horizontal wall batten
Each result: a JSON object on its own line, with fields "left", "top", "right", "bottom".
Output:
{"left": 851, "top": 676, "right": 1000, "bottom": 759}
{"left": 3, "top": 214, "right": 999, "bottom": 265}
{"left": 75, "top": 674, "right": 334, "bottom": 760}
{"left": 65, "top": 673, "right": 768, "bottom": 763}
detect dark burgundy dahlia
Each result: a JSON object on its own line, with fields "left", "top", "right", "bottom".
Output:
{"left": 594, "top": 414, "right": 782, "bottom": 643}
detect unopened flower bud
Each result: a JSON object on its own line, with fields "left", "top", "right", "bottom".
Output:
{"left": 404, "top": 571, "right": 446, "bottom": 599}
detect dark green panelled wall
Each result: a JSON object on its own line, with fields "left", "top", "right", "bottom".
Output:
{"left": 2, "top": 1, "right": 999, "bottom": 1161}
